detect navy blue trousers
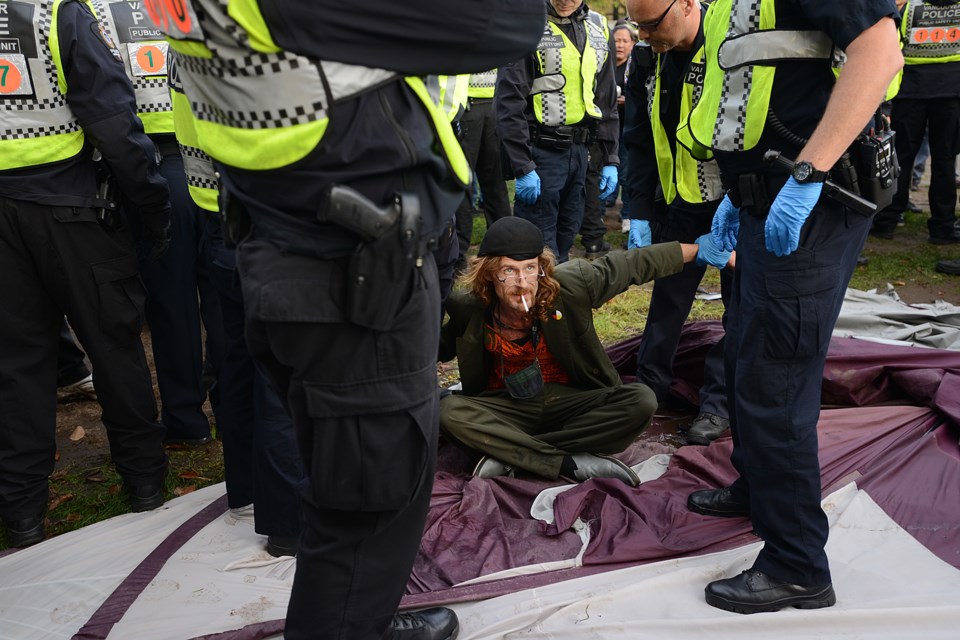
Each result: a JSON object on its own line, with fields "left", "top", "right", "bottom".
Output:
{"left": 198, "top": 212, "right": 304, "bottom": 537}
{"left": 513, "top": 143, "right": 588, "bottom": 262}
{"left": 134, "top": 151, "right": 223, "bottom": 440}
{"left": 724, "top": 197, "right": 872, "bottom": 587}
{"left": 635, "top": 202, "right": 731, "bottom": 416}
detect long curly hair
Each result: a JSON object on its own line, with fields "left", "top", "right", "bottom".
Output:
{"left": 460, "top": 247, "right": 560, "bottom": 322}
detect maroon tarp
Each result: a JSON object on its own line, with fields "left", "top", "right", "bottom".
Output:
{"left": 403, "top": 324, "right": 960, "bottom": 609}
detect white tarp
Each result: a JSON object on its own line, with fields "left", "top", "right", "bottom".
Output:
{"left": 834, "top": 287, "right": 960, "bottom": 349}
{"left": 2, "top": 482, "right": 960, "bottom": 639}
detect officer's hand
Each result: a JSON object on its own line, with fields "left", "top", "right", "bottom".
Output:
{"left": 695, "top": 232, "right": 732, "bottom": 269}
{"left": 515, "top": 170, "right": 541, "bottom": 205}
{"left": 142, "top": 210, "right": 171, "bottom": 260}
{"left": 765, "top": 177, "right": 822, "bottom": 256}
{"left": 711, "top": 195, "right": 740, "bottom": 252}
{"left": 628, "top": 219, "right": 652, "bottom": 249}
{"left": 598, "top": 165, "right": 619, "bottom": 201}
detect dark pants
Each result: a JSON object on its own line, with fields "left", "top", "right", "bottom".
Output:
{"left": 874, "top": 97, "right": 960, "bottom": 239}
{"left": 579, "top": 141, "right": 606, "bottom": 246}
{"left": 0, "top": 198, "right": 167, "bottom": 523}
{"left": 635, "top": 203, "right": 731, "bottom": 416}
{"left": 236, "top": 237, "right": 439, "bottom": 640}
{"left": 454, "top": 99, "right": 511, "bottom": 265}
{"left": 199, "top": 212, "right": 305, "bottom": 537}
{"left": 440, "top": 382, "right": 656, "bottom": 478}
{"left": 513, "top": 143, "right": 588, "bottom": 262}
{"left": 724, "top": 197, "right": 872, "bottom": 587}
{"left": 134, "top": 151, "right": 223, "bottom": 440}
{"left": 57, "top": 319, "right": 90, "bottom": 387}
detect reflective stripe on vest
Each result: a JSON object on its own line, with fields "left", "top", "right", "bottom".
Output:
{"left": 468, "top": 69, "right": 497, "bottom": 98}
{"left": 146, "top": 0, "right": 467, "bottom": 184}
{"left": 689, "top": 0, "right": 850, "bottom": 154}
{"left": 437, "top": 74, "right": 469, "bottom": 122}
{"left": 530, "top": 12, "right": 607, "bottom": 127}
{"left": 0, "top": 0, "right": 84, "bottom": 171}
{"left": 169, "top": 54, "right": 218, "bottom": 212}
{"left": 900, "top": 0, "right": 960, "bottom": 64}
{"left": 89, "top": 0, "right": 173, "bottom": 135}
{"left": 648, "top": 46, "right": 722, "bottom": 205}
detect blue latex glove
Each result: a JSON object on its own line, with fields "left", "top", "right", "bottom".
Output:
{"left": 765, "top": 176, "right": 823, "bottom": 256}
{"left": 598, "top": 165, "right": 619, "bottom": 201}
{"left": 695, "top": 232, "right": 732, "bottom": 269}
{"left": 711, "top": 195, "right": 741, "bottom": 252}
{"left": 628, "top": 219, "right": 652, "bottom": 249}
{"left": 515, "top": 170, "right": 541, "bottom": 205}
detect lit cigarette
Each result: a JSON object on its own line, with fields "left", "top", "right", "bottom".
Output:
{"left": 522, "top": 295, "right": 530, "bottom": 312}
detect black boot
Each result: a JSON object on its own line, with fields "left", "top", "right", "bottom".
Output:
{"left": 382, "top": 607, "right": 459, "bottom": 640}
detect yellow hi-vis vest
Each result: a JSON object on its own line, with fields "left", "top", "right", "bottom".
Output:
{"left": 144, "top": 0, "right": 468, "bottom": 186}
{"left": 168, "top": 54, "right": 218, "bottom": 213}
{"left": 468, "top": 69, "right": 497, "bottom": 99}
{"left": 89, "top": 0, "right": 173, "bottom": 135}
{"left": 530, "top": 10, "right": 608, "bottom": 127}
{"left": 0, "top": 0, "right": 85, "bottom": 171}
{"left": 647, "top": 44, "right": 722, "bottom": 205}
{"left": 688, "top": 0, "right": 839, "bottom": 155}
{"left": 437, "top": 74, "right": 469, "bottom": 122}
{"left": 900, "top": 0, "right": 960, "bottom": 64}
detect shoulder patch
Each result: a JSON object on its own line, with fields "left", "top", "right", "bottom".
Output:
{"left": 90, "top": 21, "right": 123, "bottom": 63}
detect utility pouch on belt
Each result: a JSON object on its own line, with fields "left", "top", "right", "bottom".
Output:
{"left": 319, "top": 185, "right": 422, "bottom": 332}
{"left": 847, "top": 124, "right": 898, "bottom": 213}
{"left": 219, "top": 187, "right": 250, "bottom": 249}
{"left": 737, "top": 174, "right": 770, "bottom": 219}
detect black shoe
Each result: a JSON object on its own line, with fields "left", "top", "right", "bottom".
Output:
{"left": 683, "top": 413, "right": 730, "bottom": 445}
{"left": 929, "top": 232, "right": 960, "bottom": 245}
{"left": 126, "top": 481, "right": 165, "bottom": 513}
{"left": 584, "top": 240, "right": 612, "bottom": 259}
{"left": 869, "top": 227, "right": 895, "bottom": 240}
{"left": 907, "top": 199, "right": 922, "bottom": 214}
{"left": 856, "top": 254, "right": 869, "bottom": 267}
{"left": 163, "top": 435, "right": 213, "bottom": 447}
{"left": 936, "top": 259, "right": 960, "bottom": 275}
{"left": 705, "top": 569, "right": 836, "bottom": 614}
{"left": 382, "top": 607, "right": 459, "bottom": 640}
{"left": 4, "top": 513, "right": 45, "bottom": 548}
{"left": 266, "top": 535, "right": 299, "bottom": 558}
{"left": 687, "top": 487, "right": 750, "bottom": 518}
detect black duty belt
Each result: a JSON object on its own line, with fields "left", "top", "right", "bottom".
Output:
{"left": 531, "top": 124, "right": 593, "bottom": 150}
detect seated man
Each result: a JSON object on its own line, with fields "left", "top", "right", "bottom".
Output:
{"left": 439, "top": 217, "right": 725, "bottom": 486}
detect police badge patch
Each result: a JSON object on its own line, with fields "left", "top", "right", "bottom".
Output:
{"left": 90, "top": 21, "right": 122, "bottom": 62}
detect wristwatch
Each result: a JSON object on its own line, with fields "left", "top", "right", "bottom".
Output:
{"left": 792, "top": 161, "right": 827, "bottom": 184}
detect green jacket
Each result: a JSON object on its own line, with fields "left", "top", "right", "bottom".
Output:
{"left": 440, "top": 243, "right": 685, "bottom": 395}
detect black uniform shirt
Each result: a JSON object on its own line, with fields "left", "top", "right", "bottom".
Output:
{"left": 709, "top": 0, "right": 900, "bottom": 178}
{"left": 495, "top": 1, "right": 621, "bottom": 178}
{"left": 0, "top": 0, "right": 168, "bottom": 215}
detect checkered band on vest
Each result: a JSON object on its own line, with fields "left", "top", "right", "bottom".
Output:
{"left": 469, "top": 69, "right": 498, "bottom": 90}
{"left": 537, "top": 22, "right": 568, "bottom": 127}
{"left": 712, "top": 0, "right": 761, "bottom": 151}
{"left": 0, "top": 0, "right": 82, "bottom": 141}
{"left": 180, "top": 142, "right": 218, "bottom": 190}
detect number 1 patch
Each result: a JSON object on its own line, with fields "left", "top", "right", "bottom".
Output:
{"left": 129, "top": 41, "right": 168, "bottom": 77}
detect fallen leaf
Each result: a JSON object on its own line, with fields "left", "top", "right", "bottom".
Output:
{"left": 55, "top": 450, "right": 61, "bottom": 462}
{"left": 108, "top": 484, "right": 121, "bottom": 496}
{"left": 65, "top": 513, "right": 83, "bottom": 523}
{"left": 174, "top": 485, "right": 197, "bottom": 496}
{"left": 86, "top": 472, "right": 105, "bottom": 483}
{"left": 894, "top": 280, "right": 906, "bottom": 286}
{"left": 69, "top": 426, "right": 86, "bottom": 442}
{"left": 49, "top": 494, "right": 74, "bottom": 511}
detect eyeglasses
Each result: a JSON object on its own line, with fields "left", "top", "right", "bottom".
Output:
{"left": 631, "top": 0, "right": 677, "bottom": 33}
{"left": 495, "top": 264, "right": 545, "bottom": 285}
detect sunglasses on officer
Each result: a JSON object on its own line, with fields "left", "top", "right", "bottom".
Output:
{"left": 631, "top": 0, "right": 678, "bottom": 33}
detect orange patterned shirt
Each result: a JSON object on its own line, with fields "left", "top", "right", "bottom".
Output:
{"left": 484, "top": 324, "right": 570, "bottom": 390}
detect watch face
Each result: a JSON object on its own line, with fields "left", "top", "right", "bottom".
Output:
{"left": 795, "top": 162, "right": 813, "bottom": 182}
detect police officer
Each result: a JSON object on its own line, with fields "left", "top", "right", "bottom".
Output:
{"left": 147, "top": 1, "right": 544, "bottom": 638}
{"left": 90, "top": 0, "right": 223, "bottom": 445}
{"left": 681, "top": 0, "right": 903, "bottom": 614}
{"left": 624, "top": 0, "right": 733, "bottom": 445}
{"left": 453, "top": 69, "right": 513, "bottom": 275}
{"left": 0, "top": 0, "right": 170, "bottom": 548}
{"left": 168, "top": 57, "right": 306, "bottom": 558}
{"left": 871, "top": 0, "right": 960, "bottom": 244}
{"left": 497, "top": 0, "right": 621, "bottom": 263}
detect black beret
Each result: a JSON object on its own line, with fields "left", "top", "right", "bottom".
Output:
{"left": 477, "top": 217, "right": 544, "bottom": 260}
